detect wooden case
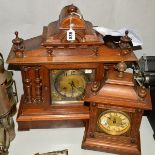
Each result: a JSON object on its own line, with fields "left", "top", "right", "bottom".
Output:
{"left": 6, "top": 5, "right": 138, "bottom": 131}
{"left": 82, "top": 71, "right": 152, "bottom": 155}
{"left": 6, "top": 4, "right": 152, "bottom": 155}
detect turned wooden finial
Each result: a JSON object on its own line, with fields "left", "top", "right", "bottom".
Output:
{"left": 91, "top": 81, "right": 100, "bottom": 95}
{"left": 120, "top": 30, "right": 131, "bottom": 43}
{"left": 125, "top": 30, "right": 129, "bottom": 39}
{"left": 15, "top": 31, "right": 18, "bottom": 38}
{"left": 12, "top": 31, "right": 25, "bottom": 57}
{"left": 116, "top": 61, "right": 127, "bottom": 78}
{"left": 12, "top": 31, "right": 23, "bottom": 45}
{"left": 119, "top": 30, "right": 132, "bottom": 55}
{"left": 68, "top": 4, "right": 77, "bottom": 13}
{"left": 138, "top": 86, "right": 147, "bottom": 100}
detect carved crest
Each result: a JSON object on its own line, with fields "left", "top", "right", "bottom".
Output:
{"left": 41, "top": 4, "right": 104, "bottom": 56}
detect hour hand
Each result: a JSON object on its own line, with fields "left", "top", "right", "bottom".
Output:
{"left": 69, "top": 81, "right": 76, "bottom": 89}
{"left": 70, "top": 81, "right": 75, "bottom": 87}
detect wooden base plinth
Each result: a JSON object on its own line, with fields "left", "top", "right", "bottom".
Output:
{"left": 17, "top": 120, "right": 88, "bottom": 131}
{"left": 82, "top": 137, "right": 141, "bottom": 155}
{"left": 82, "top": 129, "right": 141, "bottom": 155}
{"left": 17, "top": 96, "right": 89, "bottom": 131}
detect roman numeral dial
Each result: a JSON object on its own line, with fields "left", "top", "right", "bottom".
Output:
{"left": 97, "top": 110, "right": 131, "bottom": 135}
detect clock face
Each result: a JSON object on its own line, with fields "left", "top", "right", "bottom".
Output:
{"left": 98, "top": 110, "right": 130, "bottom": 136}
{"left": 51, "top": 69, "right": 95, "bottom": 104}
{"left": 55, "top": 70, "right": 86, "bottom": 98}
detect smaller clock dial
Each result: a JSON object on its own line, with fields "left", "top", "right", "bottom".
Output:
{"left": 98, "top": 110, "right": 130, "bottom": 135}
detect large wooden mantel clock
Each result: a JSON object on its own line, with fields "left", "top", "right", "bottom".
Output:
{"left": 6, "top": 4, "right": 151, "bottom": 155}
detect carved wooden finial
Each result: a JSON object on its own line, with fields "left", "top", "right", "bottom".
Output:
{"left": 68, "top": 4, "right": 77, "bottom": 13}
{"left": 12, "top": 31, "right": 25, "bottom": 57}
{"left": 116, "top": 61, "right": 127, "bottom": 78}
{"left": 91, "top": 81, "right": 100, "bottom": 95}
{"left": 12, "top": 31, "right": 22, "bottom": 44}
{"left": 120, "top": 30, "right": 131, "bottom": 43}
{"left": 15, "top": 31, "right": 18, "bottom": 38}
{"left": 119, "top": 30, "right": 132, "bottom": 55}
{"left": 125, "top": 30, "right": 129, "bottom": 37}
{"left": 138, "top": 86, "right": 147, "bottom": 100}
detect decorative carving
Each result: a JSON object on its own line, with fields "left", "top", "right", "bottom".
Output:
{"left": 47, "top": 48, "right": 53, "bottom": 57}
{"left": 34, "top": 66, "right": 43, "bottom": 103}
{"left": 42, "top": 4, "right": 104, "bottom": 56}
{"left": 91, "top": 81, "right": 100, "bottom": 95}
{"left": 90, "top": 46, "right": 99, "bottom": 56}
{"left": 119, "top": 30, "right": 132, "bottom": 55}
{"left": 12, "top": 32, "right": 25, "bottom": 58}
{"left": 22, "top": 66, "right": 33, "bottom": 103}
{"left": 115, "top": 61, "right": 127, "bottom": 78}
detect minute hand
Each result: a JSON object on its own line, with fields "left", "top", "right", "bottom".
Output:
{"left": 70, "top": 81, "right": 76, "bottom": 97}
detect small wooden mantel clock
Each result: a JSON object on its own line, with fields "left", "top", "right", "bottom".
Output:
{"left": 82, "top": 69, "right": 151, "bottom": 155}
{"left": 6, "top": 4, "right": 151, "bottom": 155}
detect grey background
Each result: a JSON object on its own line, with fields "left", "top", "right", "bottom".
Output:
{"left": 0, "top": 1, "right": 155, "bottom": 155}
{"left": 0, "top": 0, "right": 155, "bottom": 95}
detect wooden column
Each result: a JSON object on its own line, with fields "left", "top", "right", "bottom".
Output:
{"left": 34, "top": 66, "right": 43, "bottom": 103}
{"left": 22, "top": 66, "right": 33, "bottom": 103}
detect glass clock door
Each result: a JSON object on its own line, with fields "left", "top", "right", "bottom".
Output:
{"left": 50, "top": 69, "right": 95, "bottom": 104}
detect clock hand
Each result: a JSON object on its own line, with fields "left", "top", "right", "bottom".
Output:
{"left": 107, "top": 117, "right": 111, "bottom": 120}
{"left": 69, "top": 80, "right": 81, "bottom": 97}
{"left": 113, "top": 118, "right": 116, "bottom": 124}
{"left": 71, "top": 85, "right": 74, "bottom": 97}
{"left": 70, "top": 81, "right": 75, "bottom": 87}
{"left": 69, "top": 81, "right": 75, "bottom": 97}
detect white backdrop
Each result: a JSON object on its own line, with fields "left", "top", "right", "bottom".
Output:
{"left": 0, "top": 0, "right": 155, "bottom": 96}
{"left": 0, "top": 1, "right": 155, "bottom": 155}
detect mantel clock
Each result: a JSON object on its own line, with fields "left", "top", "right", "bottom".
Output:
{"left": 7, "top": 4, "right": 105, "bottom": 130}
{"left": 82, "top": 70, "right": 151, "bottom": 155}
{"left": 6, "top": 4, "right": 151, "bottom": 155}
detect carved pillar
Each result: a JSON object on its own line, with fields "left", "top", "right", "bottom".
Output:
{"left": 22, "top": 66, "right": 33, "bottom": 103}
{"left": 34, "top": 66, "right": 43, "bottom": 103}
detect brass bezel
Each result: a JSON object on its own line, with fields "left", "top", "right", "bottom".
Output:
{"left": 97, "top": 110, "right": 131, "bottom": 136}
{"left": 54, "top": 70, "right": 87, "bottom": 98}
